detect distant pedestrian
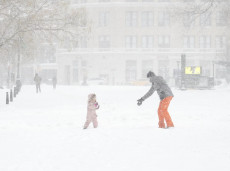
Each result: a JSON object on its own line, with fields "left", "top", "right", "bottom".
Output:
{"left": 52, "top": 76, "right": 57, "bottom": 89}
{"left": 137, "top": 71, "right": 174, "bottom": 129}
{"left": 34, "top": 73, "right": 42, "bottom": 93}
{"left": 83, "top": 93, "right": 100, "bottom": 129}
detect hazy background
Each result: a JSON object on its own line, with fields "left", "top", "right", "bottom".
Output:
{"left": 0, "top": 0, "right": 229, "bottom": 89}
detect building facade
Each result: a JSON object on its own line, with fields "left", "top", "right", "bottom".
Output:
{"left": 56, "top": 0, "right": 229, "bottom": 85}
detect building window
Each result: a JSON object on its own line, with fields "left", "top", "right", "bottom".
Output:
{"left": 99, "top": 36, "right": 110, "bottom": 48}
{"left": 72, "top": 40, "right": 78, "bottom": 48}
{"left": 158, "top": 36, "right": 170, "bottom": 48}
{"left": 142, "top": 11, "right": 154, "bottom": 27}
{"left": 80, "top": 36, "right": 87, "bottom": 48}
{"left": 200, "top": 36, "right": 211, "bottom": 48}
{"left": 159, "top": 0, "right": 170, "bottom": 2}
{"left": 183, "top": 36, "right": 195, "bottom": 48}
{"left": 126, "top": 12, "right": 138, "bottom": 27}
{"left": 126, "top": 0, "right": 138, "bottom": 2}
{"left": 158, "top": 59, "right": 169, "bottom": 81}
{"left": 216, "top": 36, "right": 226, "bottom": 48}
{"left": 183, "top": 13, "right": 195, "bottom": 27}
{"left": 143, "top": 0, "right": 154, "bottom": 2}
{"left": 158, "top": 11, "right": 170, "bottom": 26}
{"left": 73, "top": 60, "right": 79, "bottom": 83}
{"left": 216, "top": 11, "right": 227, "bottom": 26}
{"left": 200, "top": 12, "right": 211, "bottom": 26}
{"left": 99, "top": 0, "right": 110, "bottom": 2}
{"left": 98, "top": 12, "right": 109, "bottom": 27}
{"left": 142, "top": 60, "right": 154, "bottom": 78}
{"left": 81, "top": 61, "right": 87, "bottom": 68}
{"left": 73, "top": 0, "right": 87, "bottom": 3}
{"left": 125, "top": 36, "right": 137, "bottom": 48}
{"left": 200, "top": 60, "right": 211, "bottom": 77}
{"left": 126, "top": 60, "right": 137, "bottom": 82}
{"left": 142, "top": 36, "right": 154, "bottom": 48}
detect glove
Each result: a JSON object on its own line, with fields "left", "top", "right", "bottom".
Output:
{"left": 95, "top": 102, "right": 100, "bottom": 109}
{"left": 137, "top": 98, "right": 144, "bottom": 106}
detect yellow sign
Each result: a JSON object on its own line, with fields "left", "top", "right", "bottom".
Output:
{"left": 185, "top": 67, "right": 201, "bottom": 75}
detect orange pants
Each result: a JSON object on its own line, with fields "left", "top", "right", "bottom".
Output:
{"left": 158, "top": 96, "right": 174, "bottom": 128}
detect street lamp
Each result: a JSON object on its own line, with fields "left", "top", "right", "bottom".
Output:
{"left": 7, "top": 61, "right": 10, "bottom": 88}
{"left": 16, "top": 36, "right": 21, "bottom": 80}
{"left": 181, "top": 54, "right": 186, "bottom": 90}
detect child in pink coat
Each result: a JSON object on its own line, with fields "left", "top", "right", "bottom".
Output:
{"left": 83, "top": 93, "right": 100, "bottom": 129}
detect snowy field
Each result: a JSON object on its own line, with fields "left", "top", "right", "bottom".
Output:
{"left": 0, "top": 85, "right": 230, "bottom": 171}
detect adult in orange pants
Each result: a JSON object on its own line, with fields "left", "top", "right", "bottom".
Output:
{"left": 137, "top": 71, "right": 174, "bottom": 128}
{"left": 158, "top": 96, "right": 174, "bottom": 128}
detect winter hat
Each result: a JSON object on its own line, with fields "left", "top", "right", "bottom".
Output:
{"left": 147, "top": 71, "right": 155, "bottom": 78}
{"left": 88, "top": 93, "right": 96, "bottom": 102}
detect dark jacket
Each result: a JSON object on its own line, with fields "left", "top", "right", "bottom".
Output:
{"left": 34, "top": 75, "right": 42, "bottom": 85}
{"left": 142, "top": 76, "right": 174, "bottom": 101}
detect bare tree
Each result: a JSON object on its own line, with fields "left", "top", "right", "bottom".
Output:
{"left": 0, "top": 0, "right": 88, "bottom": 57}
{"left": 0, "top": 0, "right": 89, "bottom": 85}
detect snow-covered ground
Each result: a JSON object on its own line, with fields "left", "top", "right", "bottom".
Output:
{"left": 0, "top": 85, "right": 230, "bottom": 171}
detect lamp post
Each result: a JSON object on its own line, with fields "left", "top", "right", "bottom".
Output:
{"left": 16, "top": 37, "right": 21, "bottom": 80}
{"left": 176, "top": 61, "right": 180, "bottom": 88}
{"left": 213, "top": 61, "right": 215, "bottom": 86}
{"left": 181, "top": 54, "right": 186, "bottom": 90}
{"left": 7, "top": 61, "right": 10, "bottom": 88}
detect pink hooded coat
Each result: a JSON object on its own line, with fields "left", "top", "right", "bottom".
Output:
{"left": 83, "top": 94, "right": 99, "bottom": 129}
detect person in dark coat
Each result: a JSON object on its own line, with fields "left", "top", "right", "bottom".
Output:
{"left": 34, "top": 73, "right": 42, "bottom": 93}
{"left": 137, "top": 71, "right": 174, "bottom": 128}
{"left": 52, "top": 76, "right": 57, "bottom": 89}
